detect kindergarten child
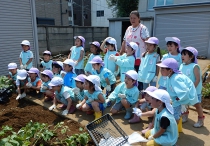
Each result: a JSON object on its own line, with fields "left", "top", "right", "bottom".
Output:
{"left": 144, "top": 89, "right": 178, "bottom": 146}
{"left": 52, "top": 61, "right": 65, "bottom": 78}
{"left": 68, "top": 36, "right": 85, "bottom": 75}
{"left": 26, "top": 68, "right": 42, "bottom": 97}
{"left": 100, "top": 37, "right": 119, "bottom": 74}
{"left": 40, "top": 50, "right": 53, "bottom": 71}
{"left": 84, "top": 41, "right": 101, "bottom": 75}
{"left": 72, "top": 74, "right": 86, "bottom": 102}
{"left": 109, "top": 42, "right": 137, "bottom": 82}
{"left": 157, "top": 58, "right": 204, "bottom": 129}
{"left": 48, "top": 77, "right": 76, "bottom": 115}
{"left": 138, "top": 37, "right": 161, "bottom": 90}
{"left": 89, "top": 56, "right": 116, "bottom": 95}
{"left": 40, "top": 70, "right": 54, "bottom": 101}
{"left": 107, "top": 70, "right": 139, "bottom": 120}
{"left": 63, "top": 59, "right": 76, "bottom": 88}
{"left": 76, "top": 75, "right": 106, "bottom": 120}
{"left": 19, "top": 40, "right": 33, "bottom": 70}
{"left": 158, "top": 37, "right": 182, "bottom": 90}
{"left": 16, "top": 69, "right": 29, "bottom": 100}
{"left": 8, "top": 63, "right": 18, "bottom": 85}
{"left": 180, "top": 47, "right": 203, "bottom": 125}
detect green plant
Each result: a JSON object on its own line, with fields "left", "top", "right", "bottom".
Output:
{"left": 202, "top": 83, "right": 210, "bottom": 98}
{"left": 0, "top": 76, "right": 14, "bottom": 89}
{"left": 160, "top": 49, "right": 168, "bottom": 56}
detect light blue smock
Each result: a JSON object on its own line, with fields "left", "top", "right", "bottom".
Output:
{"left": 55, "top": 86, "right": 75, "bottom": 105}
{"left": 92, "top": 67, "right": 116, "bottom": 88}
{"left": 151, "top": 108, "right": 178, "bottom": 146}
{"left": 28, "top": 77, "right": 41, "bottom": 87}
{"left": 166, "top": 73, "right": 198, "bottom": 107}
{"left": 179, "top": 63, "right": 202, "bottom": 95}
{"left": 115, "top": 53, "right": 135, "bottom": 82}
{"left": 84, "top": 54, "right": 100, "bottom": 74}
{"left": 19, "top": 50, "right": 34, "bottom": 69}
{"left": 104, "top": 50, "right": 118, "bottom": 73}
{"left": 41, "top": 60, "right": 53, "bottom": 70}
{"left": 138, "top": 52, "right": 159, "bottom": 83}
{"left": 70, "top": 46, "right": 84, "bottom": 69}
{"left": 63, "top": 72, "right": 76, "bottom": 88}
{"left": 40, "top": 80, "right": 50, "bottom": 92}
{"left": 9, "top": 69, "right": 18, "bottom": 81}
{"left": 158, "top": 53, "right": 182, "bottom": 88}
{"left": 108, "top": 82, "right": 139, "bottom": 104}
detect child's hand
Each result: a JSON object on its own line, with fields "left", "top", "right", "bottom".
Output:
{"left": 132, "top": 107, "right": 142, "bottom": 117}
{"left": 26, "top": 82, "right": 32, "bottom": 88}
{"left": 152, "top": 76, "right": 158, "bottom": 82}
{"left": 20, "top": 64, "right": 24, "bottom": 69}
{"left": 72, "top": 87, "right": 80, "bottom": 95}
{"left": 118, "top": 93, "right": 126, "bottom": 98}
{"left": 62, "top": 109, "right": 68, "bottom": 115}
{"left": 148, "top": 135, "right": 154, "bottom": 140}
{"left": 109, "top": 54, "right": 117, "bottom": 61}
{"left": 41, "top": 85, "right": 48, "bottom": 90}
{"left": 106, "top": 85, "right": 111, "bottom": 92}
{"left": 76, "top": 103, "right": 82, "bottom": 109}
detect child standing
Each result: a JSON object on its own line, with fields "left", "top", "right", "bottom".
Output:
{"left": 109, "top": 42, "right": 137, "bottom": 82}
{"left": 52, "top": 61, "right": 65, "bottom": 78}
{"left": 138, "top": 37, "right": 161, "bottom": 90}
{"left": 72, "top": 74, "right": 86, "bottom": 102}
{"left": 40, "top": 70, "right": 54, "bottom": 101}
{"left": 19, "top": 40, "right": 33, "bottom": 70}
{"left": 48, "top": 77, "right": 76, "bottom": 115}
{"left": 84, "top": 41, "right": 101, "bottom": 75}
{"left": 16, "top": 69, "right": 28, "bottom": 100}
{"left": 89, "top": 56, "right": 116, "bottom": 95}
{"left": 8, "top": 63, "right": 18, "bottom": 85}
{"left": 180, "top": 47, "right": 204, "bottom": 126}
{"left": 68, "top": 36, "right": 85, "bottom": 75}
{"left": 100, "top": 37, "right": 119, "bottom": 75}
{"left": 76, "top": 75, "right": 106, "bottom": 120}
{"left": 63, "top": 59, "right": 76, "bottom": 88}
{"left": 158, "top": 37, "right": 182, "bottom": 90}
{"left": 144, "top": 89, "right": 178, "bottom": 146}
{"left": 40, "top": 50, "right": 53, "bottom": 71}
{"left": 157, "top": 58, "right": 204, "bottom": 129}
{"left": 107, "top": 70, "right": 139, "bottom": 120}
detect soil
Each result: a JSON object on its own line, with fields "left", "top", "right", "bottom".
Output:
{"left": 0, "top": 94, "right": 95, "bottom": 145}
{"left": 201, "top": 77, "right": 210, "bottom": 110}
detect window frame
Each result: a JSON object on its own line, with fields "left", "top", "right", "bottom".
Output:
{"left": 96, "top": 10, "right": 104, "bottom": 17}
{"left": 147, "top": 0, "right": 173, "bottom": 11}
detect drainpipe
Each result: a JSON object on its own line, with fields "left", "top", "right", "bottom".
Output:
{"left": 60, "top": 0, "right": 63, "bottom": 25}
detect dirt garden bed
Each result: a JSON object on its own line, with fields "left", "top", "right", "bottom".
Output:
{"left": 0, "top": 94, "right": 95, "bottom": 146}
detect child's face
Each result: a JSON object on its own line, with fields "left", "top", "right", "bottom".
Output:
{"left": 167, "top": 43, "right": 178, "bottom": 55}
{"left": 9, "top": 69, "right": 17, "bottom": 75}
{"left": 90, "top": 45, "right": 97, "bottom": 54}
{"left": 144, "top": 93, "right": 152, "bottom": 103}
{"left": 84, "top": 80, "right": 90, "bottom": 90}
{"left": 41, "top": 74, "right": 50, "bottom": 82}
{"left": 29, "top": 73, "right": 37, "bottom": 80}
{"left": 75, "top": 38, "right": 82, "bottom": 47}
{"left": 22, "top": 45, "right": 29, "bottom": 52}
{"left": 52, "top": 85, "right": 61, "bottom": 92}
{"left": 124, "top": 75, "right": 135, "bottom": 89}
{"left": 63, "top": 64, "right": 72, "bottom": 72}
{"left": 160, "top": 68, "right": 171, "bottom": 76}
{"left": 52, "top": 66, "right": 60, "bottom": 74}
{"left": 146, "top": 43, "right": 155, "bottom": 53}
{"left": 43, "top": 54, "right": 50, "bottom": 62}
{"left": 76, "top": 81, "right": 84, "bottom": 89}
{"left": 150, "top": 97, "right": 161, "bottom": 108}
{"left": 92, "top": 64, "right": 101, "bottom": 71}
{"left": 126, "top": 46, "right": 134, "bottom": 56}
{"left": 181, "top": 52, "right": 192, "bottom": 64}
{"left": 106, "top": 44, "right": 115, "bottom": 51}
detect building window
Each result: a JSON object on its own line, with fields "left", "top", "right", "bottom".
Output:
{"left": 96, "top": 10, "right": 104, "bottom": 17}
{"left": 148, "top": 0, "right": 173, "bottom": 10}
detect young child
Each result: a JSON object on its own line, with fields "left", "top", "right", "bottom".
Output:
{"left": 84, "top": 41, "right": 101, "bottom": 75}
{"left": 158, "top": 37, "right": 182, "bottom": 90}
{"left": 19, "top": 40, "right": 33, "bottom": 70}
{"left": 100, "top": 37, "right": 119, "bottom": 75}
{"left": 40, "top": 50, "right": 53, "bottom": 71}
{"left": 52, "top": 61, "right": 65, "bottom": 78}
{"left": 26, "top": 68, "right": 42, "bottom": 97}
{"left": 107, "top": 70, "right": 139, "bottom": 120}
{"left": 72, "top": 74, "right": 86, "bottom": 102}
{"left": 76, "top": 75, "right": 106, "bottom": 120}
{"left": 180, "top": 47, "right": 203, "bottom": 125}
{"left": 8, "top": 63, "right": 18, "bottom": 85}
{"left": 68, "top": 36, "right": 85, "bottom": 75}
{"left": 157, "top": 58, "right": 204, "bottom": 129}
{"left": 138, "top": 37, "right": 161, "bottom": 90}
{"left": 16, "top": 69, "right": 28, "bottom": 100}
{"left": 63, "top": 59, "right": 76, "bottom": 88}
{"left": 40, "top": 70, "right": 54, "bottom": 101}
{"left": 48, "top": 77, "right": 76, "bottom": 115}
{"left": 144, "top": 89, "right": 178, "bottom": 146}
{"left": 109, "top": 42, "right": 137, "bottom": 82}
{"left": 89, "top": 56, "right": 116, "bottom": 95}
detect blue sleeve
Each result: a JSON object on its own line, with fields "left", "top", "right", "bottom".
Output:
{"left": 103, "top": 72, "right": 109, "bottom": 78}
{"left": 108, "top": 83, "right": 123, "bottom": 102}
{"left": 115, "top": 56, "right": 135, "bottom": 67}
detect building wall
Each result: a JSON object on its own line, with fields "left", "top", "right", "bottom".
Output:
{"left": 91, "top": 0, "right": 114, "bottom": 27}
{"left": 35, "top": 0, "right": 69, "bottom": 26}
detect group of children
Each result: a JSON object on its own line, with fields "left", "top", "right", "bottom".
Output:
{"left": 7, "top": 35, "right": 205, "bottom": 146}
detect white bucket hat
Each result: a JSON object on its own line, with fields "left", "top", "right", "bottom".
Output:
{"left": 125, "top": 70, "right": 138, "bottom": 80}
{"left": 146, "top": 89, "right": 173, "bottom": 114}
{"left": 63, "top": 59, "right": 75, "bottom": 73}
{"left": 21, "top": 40, "right": 30, "bottom": 46}
{"left": 106, "top": 37, "right": 117, "bottom": 51}
{"left": 48, "top": 77, "right": 63, "bottom": 86}
{"left": 17, "top": 69, "right": 28, "bottom": 80}
{"left": 8, "top": 63, "right": 17, "bottom": 70}
{"left": 84, "top": 75, "right": 102, "bottom": 91}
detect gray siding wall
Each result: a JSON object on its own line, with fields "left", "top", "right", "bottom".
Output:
{"left": 38, "top": 26, "right": 108, "bottom": 55}
{"left": 0, "top": 0, "right": 39, "bottom": 75}
{"left": 154, "top": 3, "right": 210, "bottom": 58}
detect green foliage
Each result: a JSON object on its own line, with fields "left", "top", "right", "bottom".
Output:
{"left": 0, "top": 76, "right": 14, "bottom": 89}
{"left": 0, "top": 121, "right": 90, "bottom": 146}
{"left": 160, "top": 49, "right": 168, "bottom": 56}
{"left": 202, "top": 83, "right": 210, "bottom": 98}
{"left": 106, "top": 0, "right": 139, "bottom": 17}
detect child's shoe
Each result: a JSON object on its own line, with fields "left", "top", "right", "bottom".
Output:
{"left": 128, "top": 114, "right": 141, "bottom": 123}
{"left": 58, "top": 104, "right": 67, "bottom": 109}
{"left": 182, "top": 111, "right": 189, "bottom": 123}
{"left": 141, "top": 123, "right": 153, "bottom": 135}
{"left": 94, "top": 111, "right": 102, "bottom": 120}
{"left": 193, "top": 116, "right": 205, "bottom": 128}
{"left": 124, "top": 108, "right": 132, "bottom": 120}
{"left": 69, "top": 105, "right": 76, "bottom": 114}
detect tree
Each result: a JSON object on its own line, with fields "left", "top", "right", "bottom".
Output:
{"left": 106, "top": 0, "right": 139, "bottom": 17}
